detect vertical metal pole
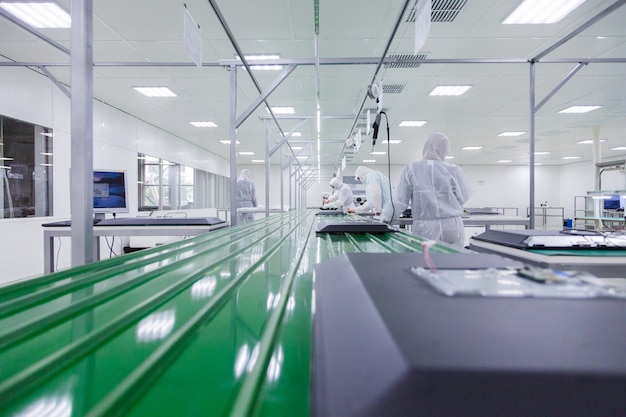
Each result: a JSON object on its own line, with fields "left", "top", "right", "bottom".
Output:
{"left": 529, "top": 62, "right": 536, "bottom": 229}
{"left": 265, "top": 119, "right": 270, "bottom": 217}
{"left": 230, "top": 65, "right": 238, "bottom": 225}
{"left": 289, "top": 164, "right": 293, "bottom": 211}
{"left": 280, "top": 147, "right": 284, "bottom": 211}
{"left": 70, "top": 0, "right": 94, "bottom": 267}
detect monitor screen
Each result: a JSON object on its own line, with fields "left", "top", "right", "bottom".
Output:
{"left": 604, "top": 195, "right": 621, "bottom": 210}
{"left": 93, "top": 170, "right": 129, "bottom": 214}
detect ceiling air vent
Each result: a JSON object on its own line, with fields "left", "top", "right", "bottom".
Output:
{"left": 383, "top": 84, "right": 406, "bottom": 94}
{"left": 384, "top": 54, "right": 427, "bottom": 69}
{"left": 405, "top": 0, "right": 468, "bottom": 23}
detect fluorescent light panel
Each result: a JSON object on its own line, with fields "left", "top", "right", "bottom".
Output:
{"left": 283, "top": 132, "right": 302, "bottom": 137}
{"left": 535, "top": 151, "right": 551, "bottom": 155}
{"left": 362, "top": 159, "right": 376, "bottom": 163}
{"left": 238, "top": 151, "right": 255, "bottom": 156}
{"left": 248, "top": 65, "right": 283, "bottom": 71}
{"left": 462, "top": 146, "right": 482, "bottom": 150}
{"left": 497, "top": 159, "right": 513, "bottom": 163}
{"left": 190, "top": 121, "right": 217, "bottom": 128}
{"left": 445, "top": 156, "right": 455, "bottom": 159}
{"left": 399, "top": 121, "right": 427, "bottom": 127}
{"left": 371, "top": 151, "right": 386, "bottom": 155}
{"left": 251, "top": 159, "right": 265, "bottom": 163}
{"left": 269, "top": 106, "right": 295, "bottom": 115}
{"left": 133, "top": 87, "right": 177, "bottom": 98}
{"left": 577, "top": 139, "right": 606, "bottom": 144}
{"left": 238, "top": 54, "right": 281, "bottom": 61}
{"left": 430, "top": 85, "right": 471, "bottom": 96}
{"left": 503, "top": 0, "right": 587, "bottom": 24}
{"left": 0, "top": 2, "right": 71, "bottom": 28}
{"left": 558, "top": 105, "right": 601, "bottom": 114}
{"left": 219, "top": 140, "right": 240, "bottom": 144}
{"left": 498, "top": 131, "right": 526, "bottom": 137}
{"left": 610, "top": 146, "right": 626, "bottom": 151}
{"left": 381, "top": 139, "right": 402, "bottom": 144}
{"left": 561, "top": 156, "right": 581, "bottom": 160}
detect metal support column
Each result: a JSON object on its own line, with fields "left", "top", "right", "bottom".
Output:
{"left": 265, "top": 119, "right": 270, "bottom": 217}
{"left": 229, "top": 65, "right": 238, "bottom": 225}
{"left": 70, "top": 0, "right": 94, "bottom": 267}
{"left": 529, "top": 61, "right": 536, "bottom": 229}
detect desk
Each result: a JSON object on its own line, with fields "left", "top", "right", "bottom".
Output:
{"left": 43, "top": 223, "right": 227, "bottom": 274}
{"left": 394, "top": 215, "right": 530, "bottom": 230}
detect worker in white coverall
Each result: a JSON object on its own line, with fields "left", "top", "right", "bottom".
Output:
{"left": 382, "top": 132, "right": 473, "bottom": 247}
{"left": 349, "top": 165, "right": 392, "bottom": 215}
{"left": 323, "top": 177, "right": 355, "bottom": 211}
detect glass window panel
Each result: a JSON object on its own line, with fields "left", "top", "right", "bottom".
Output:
{"left": 1, "top": 115, "right": 53, "bottom": 218}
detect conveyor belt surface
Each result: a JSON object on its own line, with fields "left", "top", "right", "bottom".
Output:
{"left": 0, "top": 210, "right": 456, "bottom": 417}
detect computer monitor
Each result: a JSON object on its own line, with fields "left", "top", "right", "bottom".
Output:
{"left": 93, "top": 169, "right": 129, "bottom": 218}
{"left": 603, "top": 195, "right": 622, "bottom": 210}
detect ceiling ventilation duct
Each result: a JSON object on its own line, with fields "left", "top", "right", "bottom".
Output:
{"left": 384, "top": 54, "right": 428, "bottom": 69}
{"left": 405, "top": 0, "right": 468, "bottom": 23}
{"left": 382, "top": 84, "right": 406, "bottom": 94}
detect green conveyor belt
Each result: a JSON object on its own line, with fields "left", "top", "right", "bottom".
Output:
{"left": 0, "top": 210, "right": 456, "bottom": 417}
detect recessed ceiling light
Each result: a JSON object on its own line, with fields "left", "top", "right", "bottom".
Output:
{"left": 445, "top": 156, "right": 455, "bottom": 159}
{"left": 238, "top": 54, "right": 281, "bottom": 61}
{"left": 219, "top": 140, "right": 240, "bottom": 144}
{"left": 190, "top": 121, "right": 217, "bottom": 128}
{"left": 245, "top": 65, "right": 284, "bottom": 71}
{"left": 497, "top": 159, "right": 513, "bottom": 163}
{"left": 283, "top": 132, "right": 302, "bottom": 137}
{"left": 371, "top": 151, "right": 386, "bottom": 155}
{"left": 502, "top": 0, "right": 587, "bottom": 24}
{"left": 133, "top": 87, "right": 177, "bottom": 98}
{"left": 251, "top": 159, "right": 265, "bottom": 163}
{"left": 430, "top": 85, "right": 472, "bottom": 96}
{"left": 558, "top": 105, "right": 602, "bottom": 114}
{"left": 462, "top": 146, "right": 482, "bottom": 150}
{"left": 0, "top": 2, "right": 71, "bottom": 28}
{"left": 576, "top": 139, "right": 606, "bottom": 144}
{"left": 363, "top": 159, "right": 376, "bottom": 163}
{"left": 399, "top": 121, "right": 427, "bottom": 127}
{"left": 498, "top": 131, "right": 526, "bottom": 137}
{"left": 290, "top": 146, "right": 304, "bottom": 150}
{"left": 238, "top": 151, "right": 255, "bottom": 156}
{"left": 269, "top": 106, "right": 295, "bottom": 115}
{"left": 610, "top": 146, "right": 626, "bottom": 151}
{"left": 561, "top": 156, "right": 582, "bottom": 160}
{"left": 534, "top": 151, "right": 551, "bottom": 155}
{"left": 381, "top": 139, "right": 402, "bottom": 144}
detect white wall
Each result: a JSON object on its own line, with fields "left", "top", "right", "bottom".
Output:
{"left": 0, "top": 67, "right": 229, "bottom": 285}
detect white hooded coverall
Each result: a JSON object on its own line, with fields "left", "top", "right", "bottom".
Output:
{"left": 324, "top": 177, "right": 355, "bottom": 211}
{"left": 382, "top": 132, "right": 473, "bottom": 247}
{"left": 353, "top": 166, "right": 392, "bottom": 214}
